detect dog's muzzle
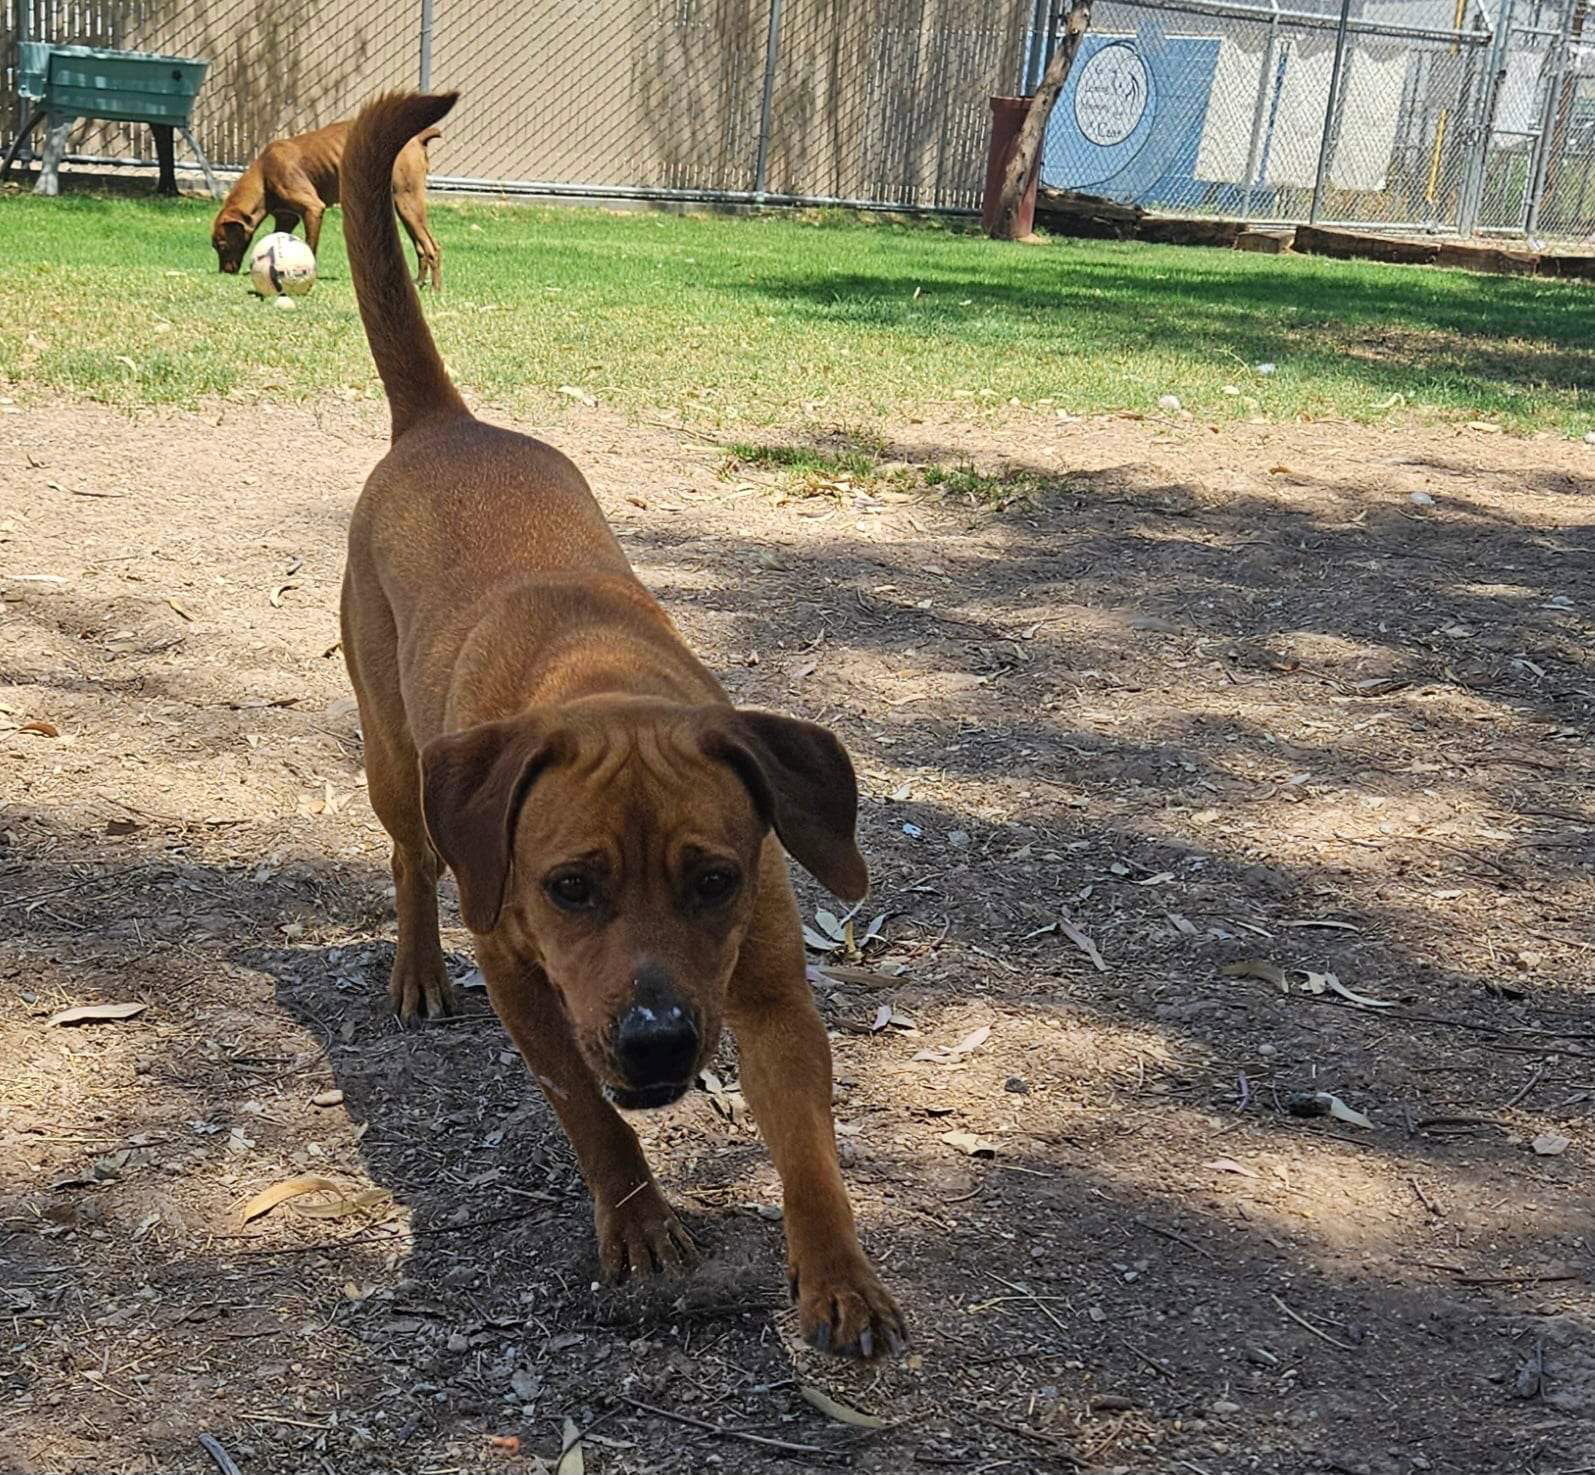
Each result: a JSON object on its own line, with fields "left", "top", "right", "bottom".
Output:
{"left": 609, "top": 995, "right": 698, "bottom": 1109}
{"left": 607, "top": 1079, "right": 693, "bottom": 1111}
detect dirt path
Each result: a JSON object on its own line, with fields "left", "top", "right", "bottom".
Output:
{"left": 2, "top": 398, "right": 1592, "bottom": 1474}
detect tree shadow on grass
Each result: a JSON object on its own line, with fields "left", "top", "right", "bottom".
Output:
{"left": 727, "top": 254, "right": 1595, "bottom": 409}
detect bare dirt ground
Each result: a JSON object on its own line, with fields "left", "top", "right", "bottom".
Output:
{"left": 2, "top": 396, "right": 1592, "bottom": 1475}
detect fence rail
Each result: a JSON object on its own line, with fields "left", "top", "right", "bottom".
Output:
{"left": 3, "top": 0, "right": 1592, "bottom": 240}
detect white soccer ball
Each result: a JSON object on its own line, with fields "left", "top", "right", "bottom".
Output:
{"left": 249, "top": 232, "right": 316, "bottom": 297}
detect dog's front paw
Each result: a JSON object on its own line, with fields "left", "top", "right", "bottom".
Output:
{"left": 791, "top": 1250, "right": 906, "bottom": 1359}
{"left": 388, "top": 953, "right": 457, "bottom": 1024}
{"left": 596, "top": 1183, "right": 697, "bottom": 1283}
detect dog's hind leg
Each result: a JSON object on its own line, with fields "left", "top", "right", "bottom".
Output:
{"left": 395, "top": 189, "right": 442, "bottom": 290}
{"left": 340, "top": 579, "right": 455, "bottom": 1023}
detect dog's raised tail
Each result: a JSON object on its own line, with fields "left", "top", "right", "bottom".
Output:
{"left": 343, "top": 91, "right": 466, "bottom": 441}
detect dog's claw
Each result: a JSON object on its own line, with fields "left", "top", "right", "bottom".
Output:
{"left": 596, "top": 1183, "right": 697, "bottom": 1283}
{"left": 388, "top": 954, "right": 458, "bottom": 1024}
{"left": 793, "top": 1252, "right": 906, "bottom": 1360}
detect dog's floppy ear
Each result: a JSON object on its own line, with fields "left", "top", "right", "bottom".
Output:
{"left": 705, "top": 710, "right": 868, "bottom": 901}
{"left": 420, "top": 715, "right": 561, "bottom": 933}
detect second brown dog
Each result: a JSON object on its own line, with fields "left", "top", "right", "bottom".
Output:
{"left": 210, "top": 119, "right": 443, "bottom": 287}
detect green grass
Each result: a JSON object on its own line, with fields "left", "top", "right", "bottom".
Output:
{"left": 1, "top": 190, "right": 1592, "bottom": 432}
{"left": 722, "top": 440, "right": 881, "bottom": 480}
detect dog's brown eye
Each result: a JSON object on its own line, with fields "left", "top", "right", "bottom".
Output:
{"left": 546, "top": 873, "right": 596, "bottom": 910}
{"left": 694, "top": 868, "right": 739, "bottom": 904}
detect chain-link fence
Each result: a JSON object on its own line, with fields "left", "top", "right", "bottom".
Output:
{"left": 3, "top": 0, "right": 1593, "bottom": 239}
{"left": 1, "top": 0, "right": 1031, "bottom": 210}
{"left": 1035, "top": 0, "right": 1595, "bottom": 239}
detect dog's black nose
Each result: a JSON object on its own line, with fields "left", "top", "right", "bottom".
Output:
{"left": 615, "top": 1000, "right": 698, "bottom": 1089}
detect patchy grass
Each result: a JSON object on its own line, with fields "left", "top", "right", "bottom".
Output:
{"left": 1, "top": 188, "right": 1593, "bottom": 431}
{"left": 721, "top": 441, "right": 880, "bottom": 480}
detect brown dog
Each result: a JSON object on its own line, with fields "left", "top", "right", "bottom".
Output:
{"left": 211, "top": 119, "right": 443, "bottom": 287}
{"left": 336, "top": 91, "right": 905, "bottom": 1359}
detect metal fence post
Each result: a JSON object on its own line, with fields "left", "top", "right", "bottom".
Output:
{"left": 1309, "top": 0, "right": 1354, "bottom": 223}
{"left": 752, "top": 0, "right": 784, "bottom": 198}
{"left": 1458, "top": 0, "right": 1513, "bottom": 235}
{"left": 419, "top": 0, "right": 435, "bottom": 91}
{"left": 1240, "top": 0, "right": 1280, "bottom": 219}
{"left": 1524, "top": 0, "right": 1577, "bottom": 237}
{"left": 11, "top": 0, "right": 32, "bottom": 161}
{"left": 1024, "top": 0, "right": 1050, "bottom": 90}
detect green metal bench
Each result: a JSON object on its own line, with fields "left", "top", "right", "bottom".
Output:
{"left": 1, "top": 43, "right": 219, "bottom": 198}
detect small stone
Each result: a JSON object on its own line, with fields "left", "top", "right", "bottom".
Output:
{"left": 446, "top": 1332, "right": 469, "bottom": 1353}
{"left": 947, "top": 830, "right": 970, "bottom": 849}
{"left": 273, "top": 295, "right": 297, "bottom": 311}
{"left": 1211, "top": 1399, "right": 1241, "bottom": 1415}
{"left": 1408, "top": 491, "right": 1435, "bottom": 507}
{"left": 1004, "top": 1076, "right": 1031, "bottom": 1094}
{"left": 1157, "top": 394, "right": 1182, "bottom": 412}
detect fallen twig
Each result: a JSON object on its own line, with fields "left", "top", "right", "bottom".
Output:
{"left": 223, "top": 1204, "right": 559, "bottom": 1259}
{"left": 1409, "top": 1178, "right": 1442, "bottom": 1216}
{"left": 1271, "top": 1293, "right": 1357, "bottom": 1351}
{"left": 1109, "top": 1331, "right": 1175, "bottom": 1381}
{"left": 198, "top": 1436, "right": 243, "bottom": 1475}
{"left": 618, "top": 1396, "right": 830, "bottom": 1456}
{"left": 986, "top": 1271, "right": 1069, "bottom": 1337}
{"left": 1413, "top": 1115, "right": 1506, "bottom": 1134}
{"left": 1503, "top": 1066, "right": 1547, "bottom": 1109}
{"left": 1132, "top": 1216, "right": 1215, "bottom": 1259}
{"left": 1455, "top": 1270, "right": 1581, "bottom": 1288}
{"left": 958, "top": 1405, "right": 1086, "bottom": 1467}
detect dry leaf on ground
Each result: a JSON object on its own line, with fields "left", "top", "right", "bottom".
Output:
{"left": 47, "top": 1001, "right": 147, "bottom": 1027}
{"left": 1205, "top": 1158, "right": 1262, "bottom": 1178}
{"left": 557, "top": 1416, "right": 585, "bottom": 1475}
{"left": 1058, "top": 915, "right": 1106, "bottom": 972}
{"left": 941, "top": 1131, "right": 998, "bottom": 1157}
{"left": 240, "top": 1175, "right": 370, "bottom": 1225}
{"left": 800, "top": 1385, "right": 891, "bottom": 1428}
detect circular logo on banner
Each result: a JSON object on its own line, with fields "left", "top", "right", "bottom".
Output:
{"left": 1074, "top": 43, "right": 1150, "bottom": 148}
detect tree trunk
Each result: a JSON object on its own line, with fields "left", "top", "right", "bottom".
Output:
{"left": 988, "top": 0, "right": 1095, "bottom": 241}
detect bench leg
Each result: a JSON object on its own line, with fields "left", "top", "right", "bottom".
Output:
{"left": 0, "top": 107, "right": 45, "bottom": 183}
{"left": 179, "top": 126, "right": 222, "bottom": 200}
{"left": 152, "top": 124, "right": 177, "bottom": 195}
{"left": 34, "top": 112, "right": 70, "bottom": 196}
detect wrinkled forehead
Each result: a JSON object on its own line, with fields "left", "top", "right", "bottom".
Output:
{"left": 518, "top": 721, "right": 760, "bottom": 858}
